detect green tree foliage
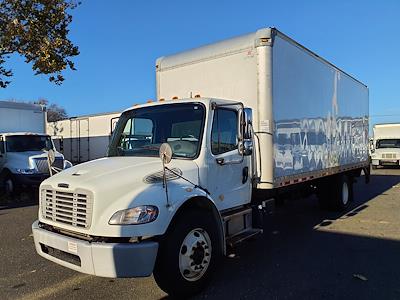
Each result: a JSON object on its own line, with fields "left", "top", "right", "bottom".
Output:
{"left": 0, "top": 0, "right": 79, "bottom": 88}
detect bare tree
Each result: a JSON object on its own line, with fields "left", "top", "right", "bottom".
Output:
{"left": 34, "top": 98, "right": 67, "bottom": 122}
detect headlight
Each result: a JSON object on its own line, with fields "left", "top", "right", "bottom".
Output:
{"left": 109, "top": 205, "right": 159, "bottom": 225}
{"left": 15, "top": 168, "right": 36, "bottom": 175}
{"left": 64, "top": 160, "right": 73, "bottom": 169}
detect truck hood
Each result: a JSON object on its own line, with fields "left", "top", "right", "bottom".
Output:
{"left": 6, "top": 151, "right": 63, "bottom": 170}
{"left": 39, "top": 156, "right": 201, "bottom": 236}
{"left": 46, "top": 156, "right": 199, "bottom": 190}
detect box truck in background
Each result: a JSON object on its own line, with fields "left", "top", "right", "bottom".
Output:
{"left": 370, "top": 123, "right": 400, "bottom": 168}
{"left": 0, "top": 101, "right": 69, "bottom": 195}
{"left": 33, "top": 28, "right": 369, "bottom": 297}
{"left": 47, "top": 111, "right": 120, "bottom": 163}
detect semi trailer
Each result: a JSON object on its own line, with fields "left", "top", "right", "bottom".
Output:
{"left": 370, "top": 123, "right": 400, "bottom": 168}
{"left": 0, "top": 101, "right": 70, "bottom": 195}
{"left": 47, "top": 111, "right": 120, "bottom": 164}
{"left": 32, "top": 28, "right": 369, "bottom": 297}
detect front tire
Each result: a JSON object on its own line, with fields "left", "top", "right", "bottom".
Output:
{"left": 154, "top": 210, "right": 221, "bottom": 297}
{"left": 2, "top": 173, "right": 16, "bottom": 197}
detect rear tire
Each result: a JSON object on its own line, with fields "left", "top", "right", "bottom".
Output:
{"left": 317, "top": 174, "right": 353, "bottom": 211}
{"left": 153, "top": 210, "right": 221, "bottom": 298}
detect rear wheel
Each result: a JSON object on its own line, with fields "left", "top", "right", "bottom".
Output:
{"left": 317, "top": 174, "right": 353, "bottom": 211}
{"left": 153, "top": 210, "right": 221, "bottom": 298}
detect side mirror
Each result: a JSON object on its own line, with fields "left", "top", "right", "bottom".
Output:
{"left": 47, "top": 149, "right": 55, "bottom": 166}
{"left": 159, "top": 143, "right": 173, "bottom": 165}
{"left": 238, "top": 108, "right": 253, "bottom": 156}
{"left": 369, "top": 139, "right": 375, "bottom": 153}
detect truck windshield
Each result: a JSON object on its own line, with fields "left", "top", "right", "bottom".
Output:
{"left": 6, "top": 135, "right": 53, "bottom": 152}
{"left": 109, "top": 103, "right": 205, "bottom": 159}
{"left": 376, "top": 139, "right": 400, "bottom": 149}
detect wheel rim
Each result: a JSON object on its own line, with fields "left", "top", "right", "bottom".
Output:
{"left": 179, "top": 228, "right": 212, "bottom": 282}
{"left": 5, "top": 178, "right": 13, "bottom": 195}
{"left": 342, "top": 181, "right": 349, "bottom": 205}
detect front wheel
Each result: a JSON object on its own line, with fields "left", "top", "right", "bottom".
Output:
{"left": 2, "top": 174, "right": 16, "bottom": 197}
{"left": 153, "top": 210, "right": 221, "bottom": 297}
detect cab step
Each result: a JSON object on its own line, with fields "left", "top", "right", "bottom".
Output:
{"left": 226, "top": 228, "right": 263, "bottom": 247}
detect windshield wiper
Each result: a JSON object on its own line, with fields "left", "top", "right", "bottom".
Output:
{"left": 140, "top": 145, "right": 160, "bottom": 151}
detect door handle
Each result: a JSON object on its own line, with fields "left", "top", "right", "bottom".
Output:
{"left": 242, "top": 166, "right": 249, "bottom": 184}
{"left": 216, "top": 158, "right": 225, "bottom": 165}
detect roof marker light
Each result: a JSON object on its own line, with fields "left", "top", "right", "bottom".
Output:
{"left": 194, "top": 94, "right": 201, "bottom": 98}
{"left": 172, "top": 96, "right": 178, "bottom": 100}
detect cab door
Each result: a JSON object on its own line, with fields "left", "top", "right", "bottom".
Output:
{"left": 207, "top": 107, "right": 252, "bottom": 211}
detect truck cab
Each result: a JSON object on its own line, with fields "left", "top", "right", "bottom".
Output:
{"left": 371, "top": 138, "right": 400, "bottom": 168}
{"left": 32, "top": 98, "right": 255, "bottom": 296}
{"left": 0, "top": 132, "right": 69, "bottom": 194}
{"left": 370, "top": 124, "right": 400, "bottom": 168}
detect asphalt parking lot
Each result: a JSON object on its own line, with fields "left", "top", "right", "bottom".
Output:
{"left": 1, "top": 168, "right": 400, "bottom": 300}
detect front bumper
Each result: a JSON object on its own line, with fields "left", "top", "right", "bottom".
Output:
{"left": 32, "top": 220, "right": 159, "bottom": 278}
{"left": 371, "top": 159, "right": 399, "bottom": 166}
{"left": 13, "top": 173, "right": 49, "bottom": 186}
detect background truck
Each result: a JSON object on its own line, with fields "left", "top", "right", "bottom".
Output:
{"left": 32, "top": 28, "right": 369, "bottom": 297}
{"left": 47, "top": 111, "right": 120, "bottom": 164}
{"left": 370, "top": 123, "right": 400, "bottom": 168}
{"left": 0, "top": 101, "right": 69, "bottom": 195}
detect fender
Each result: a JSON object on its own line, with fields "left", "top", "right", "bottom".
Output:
{"left": 165, "top": 195, "right": 226, "bottom": 255}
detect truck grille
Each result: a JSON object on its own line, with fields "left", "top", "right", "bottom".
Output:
{"left": 34, "top": 158, "right": 64, "bottom": 174}
{"left": 41, "top": 189, "right": 93, "bottom": 229}
{"left": 382, "top": 153, "right": 397, "bottom": 159}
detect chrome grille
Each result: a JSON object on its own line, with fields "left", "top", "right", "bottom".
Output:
{"left": 382, "top": 153, "right": 396, "bottom": 159}
{"left": 41, "top": 189, "right": 93, "bottom": 228}
{"left": 34, "top": 158, "right": 64, "bottom": 173}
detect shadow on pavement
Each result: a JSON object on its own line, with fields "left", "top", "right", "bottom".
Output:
{"left": 189, "top": 173, "right": 400, "bottom": 299}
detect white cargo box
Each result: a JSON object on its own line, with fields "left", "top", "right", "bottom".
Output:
{"left": 0, "top": 101, "right": 46, "bottom": 134}
{"left": 373, "top": 123, "right": 400, "bottom": 140}
{"left": 156, "top": 28, "right": 369, "bottom": 188}
{"left": 47, "top": 112, "right": 120, "bottom": 163}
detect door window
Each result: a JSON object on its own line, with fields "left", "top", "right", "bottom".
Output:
{"left": 211, "top": 109, "right": 238, "bottom": 155}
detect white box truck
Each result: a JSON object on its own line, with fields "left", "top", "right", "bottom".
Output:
{"left": 370, "top": 123, "right": 400, "bottom": 168}
{"left": 0, "top": 101, "right": 70, "bottom": 195}
{"left": 32, "top": 28, "right": 369, "bottom": 297}
{"left": 47, "top": 112, "right": 120, "bottom": 163}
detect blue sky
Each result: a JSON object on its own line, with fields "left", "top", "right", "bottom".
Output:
{"left": 1, "top": 0, "right": 399, "bottom": 127}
